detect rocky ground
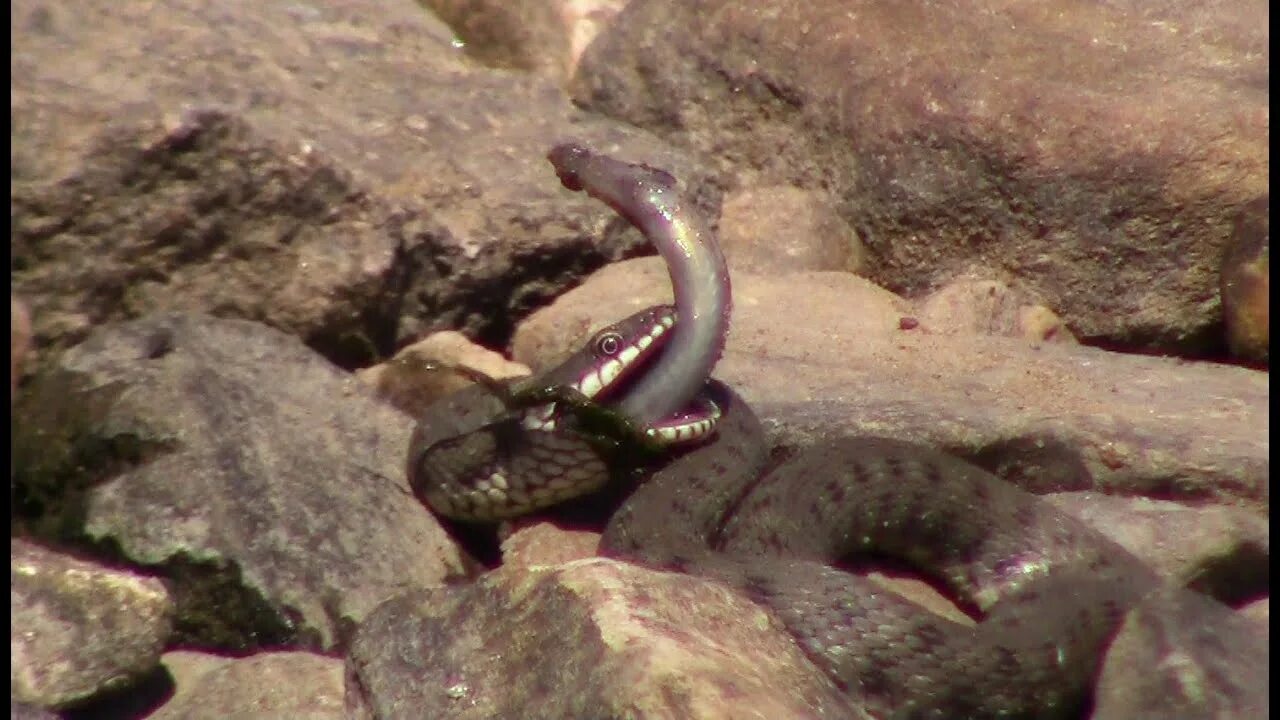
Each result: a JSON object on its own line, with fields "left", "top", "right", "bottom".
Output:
{"left": 10, "top": 1, "right": 1267, "bottom": 718}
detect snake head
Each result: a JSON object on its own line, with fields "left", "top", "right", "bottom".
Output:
{"left": 410, "top": 306, "right": 721, "bottom": 523}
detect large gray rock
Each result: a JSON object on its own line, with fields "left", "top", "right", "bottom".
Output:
{"left": 571, "top": 0, "right": 1268, "bottom": 353}
{"left": 10, "top": 0, "right": 718, "bottom": 362}
{"left": 346, "top": 559, "right": 866, "bottom": 720}
{"left": 13, "top": 313, "right": 465, "bottom": 651}
{"left": 1044, "top": 493, "right": 1268, "bottom": 603}
{"left": 11, "top": 538, "right": 172, "bottom": 710}
{"left": 1094, "top": 586, "right": 1269, "bottom": 719}
{"left": 150, "top": 651, "right": 345, "bottom": 720}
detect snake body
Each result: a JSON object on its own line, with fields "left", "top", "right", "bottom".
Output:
{"left": 546, "top": 144, "right": 731, "bottom": 426}
{"left": 601, "top": 380, "right": 1157, "bottom": 718}
{"left": 408, "top": 146, "right": 1263, "bottom": 717}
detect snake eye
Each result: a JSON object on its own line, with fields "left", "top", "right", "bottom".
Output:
{"left": 595, "top": 331, "right": 623, "bottom": 356}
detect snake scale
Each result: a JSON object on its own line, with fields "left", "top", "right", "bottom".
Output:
{"left": 407, "top": 145, "right": 1265, "bottom": 718}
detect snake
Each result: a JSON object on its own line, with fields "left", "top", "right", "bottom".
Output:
{"left": 406, "top": 145, "right": 1264, "bottom": 718}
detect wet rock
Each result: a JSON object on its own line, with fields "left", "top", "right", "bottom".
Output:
{"left": 1220, "top": 196, "right": 1269, "bottom": 364}
{"left": 150, "top": 651, "right": 345, "bottom": 719}
{"left": 346, "top": 559, "right": 865, "bottom": 719}
{"left": 12, "top": 313, "right": 466, "bottom": 651}
{"left": 571, "top": 0, "right": 1267, "bottom": 354}
{"left": 11, "top": 538, "right": 172, "bottom": 709}
{"left": 356, "top": 331, "right": 530, "bottom": 419}
{"left": 513, "top": 256, "right": 1268, "bottom": 511}
{"left": 719, "top": 185, "right": 866, "bottom": 274}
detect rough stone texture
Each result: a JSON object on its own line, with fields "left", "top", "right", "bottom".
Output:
{"left": 12, "top": 297, "right": 32, "bottom": 396}
{"left": 498, "top": 523, "right": 974, "bottom": 627}
{"left": 420, "top": 0, "right": 567, "bottom": 77}
{"left": 356, "top": 330, "right": 530, "bottom": 419}
{"left": 10, "top": 0, "right": 720, "bottom": 364}
{"left": 8, "top": 702, "right": 60, "bottom": 720}
{"left": 11, "top": 538, "right": 173, "bottom": 709}
{"left": 571, "top": 0, "right": 1268, "bottom": 354}
{"left": 149, "top": 651, "right": 345, "bottom": 719}
{"left": 418, "top": 0, "right": 627, "bottom": 82}
{"left": 420, "top": 0, "right": 626, "bottom": 81}
{"left": 1044, "top": 493, "right": 1269, "bottom": 603}
{"left": 1239, "top": 597, "right": 1268, "bottom": 628}
{"left": 1094, "top": 586, "right": 1268, "bottom": 720}
{"left": 514, "top": 256, "right": 911, "bottom": 367}
{"left": 719, "top": 185, "right": 866, "bottom": 275}
{"left": 916, "top": 279, "right": 1076, "bottom": 343}
{"left": 561, "top": 0, "right": 629, "bottom": 79}
{"left": 1220, "top": 196, "right": 1269, "bottom": 364}
{"left": 8, "top": 0, "right": 1269, "bottom": 715}
{"left": 12, "top": 313, "right": 467, "bottom": 651}
{"left": 346, "top": 559, "right": 867, "bottom": 720}
{"left": 155, "top": 650, "right": 234, "bottom": 702}
{"left": 513, "top": 257, "right": 1268, "bottom": 512}
{"left": 500, "top": 522, "right": 601, "bottom": 569}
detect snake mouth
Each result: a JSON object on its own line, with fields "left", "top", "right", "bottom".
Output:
{"left": 521, "top": 306, "right": 720, "bottom": 446}
{"left": 578, "top": 313, "right": 678, "bottom": 405}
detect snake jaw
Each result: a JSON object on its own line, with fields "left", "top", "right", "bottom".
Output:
{"left": 645, "top": 397, "right": 723, "bottom": 445}
{"left": 522, "top": 310, "right": 678, "bottom": 434}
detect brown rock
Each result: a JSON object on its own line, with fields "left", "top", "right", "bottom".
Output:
{"left": 12, "top": 296, "right": 32, "bottom": 396}
{"left": 151, "top": 651, "right": 345, "bottom": 720}
{"left": 346, "top": 559, "right": 867, "bottom": 719}
{"left": 9, "top": 701, "right": 60, "bottom": 720}
{"left": 501, "top": 522, "right": 601, "bottom": 569}
{"left": 1094, "top": 586, "right": 1267, "bottom": 719}
{"left": 12, "top": 314, "right": 466, "bottom": 651}
{"left": 1239, "top": 597, "right": 1268, "bottom": 628}
{"left": 513, "top": 257, "right": 1267, "bottom": 512}
{"left": 719, "top": 185, "right": 866, "bottom": 274}
{"left": 420, "top": 0, "right": 626, "bottom": 81}
{"left": 421, "top": 1, "right": 571, "bottom": 77}
{"left": 1220, "top": 196, "right": 1269, "bottom": 364}
{"left": 571, "top": 0, "right": 1267, "bottom": 353}
{"left": 1045, "top": 493, "right": 1268, "bottom": 602}
{"left": 11, "top": 538, "right": 173, "bottom": 709}
{"left": 562, "top": 0, "right": 628, "bottom": 79}
{"left": 356, "top": 331, "right": 530, "bottom": 419}
{"left": 11, "top": 0, "right": 718, "bottom": 361}
{"left": 512, "top": 256, "right": 909, "bottom": 370}
{"left": 916, "top": 278, "right": 1076, "bottom": 343}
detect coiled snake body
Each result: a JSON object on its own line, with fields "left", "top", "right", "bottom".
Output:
{"left": 408, "top": 146, "right": 1265, "bottom": 718}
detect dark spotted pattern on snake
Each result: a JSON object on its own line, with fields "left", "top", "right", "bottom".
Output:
{"left": 408, "top": 144, "right": 1265, "bottom": 719}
